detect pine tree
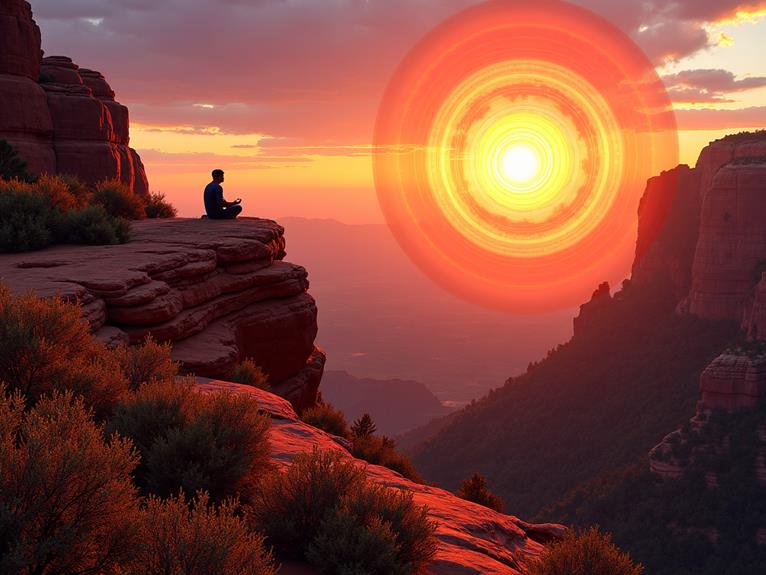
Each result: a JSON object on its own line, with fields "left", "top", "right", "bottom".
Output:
{"left": 0, "top": 140, "right": 33, "bottom": 182}
{"left": 350, "top": 413, "right": 377, "bottom": 438}
{"left": 456, "top": 473, "right": 504, "bottom": 512}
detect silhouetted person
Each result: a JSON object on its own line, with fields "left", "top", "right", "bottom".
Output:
{"left": 204, "top": 169, "right": 242, "bottom": 219}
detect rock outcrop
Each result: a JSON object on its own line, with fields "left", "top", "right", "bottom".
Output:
{"left": 572, "top": 281, "right": 611, "bottom": 337}
{"left": 0, "top": 218, "right": 323, "bottom": 411}
{"left": 632, "top": 164, "right": 701, "bottom": 302}
{"left": 196, "top": 378, "right": 565, "bottom": 575}
{"left": 687, "top": 160, "right": 766, "bottom": 321}
{"left": 0, "top": 1, "right": 148, "bottom": 193}
{"left": 698, "top": 350, "right": 766, "bottom": 410}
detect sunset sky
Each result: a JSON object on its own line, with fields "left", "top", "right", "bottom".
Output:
{"left": 32, "top": 0, "right": 766, "bottom": 223}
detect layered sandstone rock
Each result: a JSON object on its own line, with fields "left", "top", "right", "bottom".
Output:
{"left": 0, "top": 218, "right": 323, "bottom": 411}
{"left": 0, "top": 2, "right": 148, "bottom": 193}
{"left": 196, "top": 379, "right": 565, "bottom": 575}
{"left": 632, "top": 164, "right": 701, "bottom": 302}
{"left": 687, "top": 160, "right": 766, "bottom": 321}
{"left": 697, "top": 132, "right": 766, "bottom": 198}
{"left": 699, "top": 351, "right": 766, "bottom": 410}
{"left": 0, "top": 1, "right": 54, "bottom": 175}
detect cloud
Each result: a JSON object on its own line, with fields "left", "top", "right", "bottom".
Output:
{"left": 663, "top": 68, "right": 766, "bottom": 104}
{"left": 30, "top": 0, "right": 766, "bottom": 145}
{"left": 675, "top": 106, "right": 766, "bottom": 129}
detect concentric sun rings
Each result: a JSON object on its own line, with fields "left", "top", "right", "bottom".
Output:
{"left": 423, "top": 60, "right": 624, "bottom": 258}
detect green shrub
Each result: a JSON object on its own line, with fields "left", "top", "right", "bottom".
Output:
{"left": 308, "top": 482, "right": 437, "bottom": 574}
{"left": 0, "top": 285, "right": 129, "bottom": 416}
{"left": 352, "top": 434, "right": 423, "bottom": 483}
{"left": 58, "top": 174, "right": 92, "bottom": 208}
{"left": 144, "top": 191, "right": 177, "bottom": 218}
{"left": 249, "top": 448, "right": 367, "bottom": 558}
{"left": 126, "top": 492, "right": 276, "bottom": 575}
{"left": 92, "top": 178, "right": 146, "bottom": 220}
{"left": 0, "top": 388, "right": 140, "bottom": 574}
{"left": 61, "top": 205, "right": 132, "bottom": 245}
{"left": 249, "top": 449, "right": 436, "bottom": 573}
{"left": 0, "top": 139, "right": 34, "bottom": 182}
{"left": 0, "top": 185, "right": 54, "bottom": 251}
{"left": 0, "top": 177, "right": 131, "bottom": 251}
{"left": 528, "top": 527, "right": 643, "bottom": 575}
{"left": 456, "top": 473, "right": 504, "bottom": 512}
{"left": 108, "top": 379, "right": 271, "bottom": 502}
{"left": 302, "top": 402, "right": 350, "bottom": 438}
{"left": 351, "top": 413, "right": 377, "bottom": 438}
{"left": 229, "top": 358, "right": 270, "bottom": 390}
{"left": 116, "top": 336, "right": 178, "bottom": 389}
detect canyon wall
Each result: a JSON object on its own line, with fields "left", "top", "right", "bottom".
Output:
{"left": 0, "top": 218, "right": 324, "bottom": 412}
{"left": 0, "top": 0, "right": 148, "bottom": 193}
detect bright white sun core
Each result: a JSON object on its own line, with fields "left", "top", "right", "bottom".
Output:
{"left": 500, "top": 144, "right": 541, "bottom": 186}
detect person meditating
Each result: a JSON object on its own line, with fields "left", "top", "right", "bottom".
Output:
{"left": 203, "top": 169, "right": 242, "bottom": 219}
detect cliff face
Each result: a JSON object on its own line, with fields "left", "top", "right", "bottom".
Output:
{"left": 0, "top": 1, "right": 148, "bottom": 193}
{"left": 198, "top": 378, "right": 564, "bottom": 575}
{"left": 0, "top": 218, "right": 324, "bottom": 411}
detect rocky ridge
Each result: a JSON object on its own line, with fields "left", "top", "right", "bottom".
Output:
{"left": 0, "top": 0, "right": 148, "bottom": 193}
{"left": 0, "top": 218, "right": 324, "bottom": 411}
{"left": 197, "top": 378, "right": 565, "bottom": 575}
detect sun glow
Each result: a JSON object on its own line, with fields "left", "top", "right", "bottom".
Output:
{"left": 374, "top": 0, "right": 678, "bottom": 311}
{"left": 499, "top": 144, "right": 541, "bottom": 186}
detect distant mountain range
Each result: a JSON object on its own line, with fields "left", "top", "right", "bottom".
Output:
{"left": 320, "top": 370, "right": 453, "bottom": 436}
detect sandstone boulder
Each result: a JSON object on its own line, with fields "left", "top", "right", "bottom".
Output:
{"left": 699, "top": 351, "right": 766, "bottom": 410}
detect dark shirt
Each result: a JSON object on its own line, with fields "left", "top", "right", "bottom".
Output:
{"left": 204, "top": 181, "right": 224, "bottom": 216}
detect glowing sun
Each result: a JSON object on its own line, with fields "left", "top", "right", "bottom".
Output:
{"left": 374, "top": 0, "right": 678, "bottom": 311}
{"left": 499, "top": 144, "right": 541, "bottom": 186}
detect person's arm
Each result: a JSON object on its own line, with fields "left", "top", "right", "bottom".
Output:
{"left": 218, "top": 186, "right": 240, "bottom": 208}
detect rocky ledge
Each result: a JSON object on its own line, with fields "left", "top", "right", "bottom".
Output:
{"left": 0, "top": 218, "right": 324, "bottom": 411}
{"left": 196, "top": 378, "right": 565, "bottom": 575}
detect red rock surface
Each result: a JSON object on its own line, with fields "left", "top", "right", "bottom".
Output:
{"left": 572, "top": 281, "right": 611, "bottom": 337}
{"left": 687, "top": 161, "right": 766, "bottom": 321}
{"left": 195, "top": 379, "right": 565, "bottom": 575}
{"left": 0, "top": 2, "right": 148, "bottom": 194}
{"left": 0, "top": 218, "right": 324, "bottom": 410}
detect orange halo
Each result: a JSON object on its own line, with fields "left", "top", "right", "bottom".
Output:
{"left": 374, "top": 0, "right": 678, "bottom": 312}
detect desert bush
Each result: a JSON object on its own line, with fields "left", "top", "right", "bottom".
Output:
{"left": 250, "top": 448, "right": 436, "bottom": 573}
{"left": 60, "top": 205, "right": 132, "bottom": 245}
{"left": 229, "top": 358, "right": 270, "bottom": 390}
{"left": 0, "top": 139, "right": 34, "bottom": 182}
{"left": 456, "top": 473, "right": 504, "bottom": 512}
{"left": 302, "top": 402, "right": 350, "bottom": 438}
{"left": 0, "top": 184, "right": 54, "bottom": 251}
{"left": 0, "top": 388, "right": 141, "bottom": 574}
{"left": 59, "top": 174, "right": 92, "bottom": 207}
{"left": 529, "top": 527, "right": 643, "bottom": 575}
{"left": 126, "top": 492, "right": 275, "bottom": 575}
{"left": 0, "top": 285, "right": 129, "bottom": 416}
{"left": 352, "top": 434, "right": 423, "bottom": 483}
{"left": 144, "top": 191, "right": 177, "bottom": 218}
{"left": 351, "top": 413, "right": 377, "bottom": 438}
{"left": 108, "top": 379, "right": 271, "bottom": 502}
{"left": 307, "top": 482, "right": 437, "bottom": 575}
{"left": 116, "top": 336, "right": 178, "bottom": 389}
{"left": 249, "top": 448, "right": 367, "bottom": 558}
{"left": 92, "top": 178, "right": 146, "bottom": 220}
{"left": 32, "top": 173, "right": 86, "bottom": 212}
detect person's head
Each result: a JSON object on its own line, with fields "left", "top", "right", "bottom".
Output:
{"left": 212, "top": 169, "right": 225, "bottom": 183}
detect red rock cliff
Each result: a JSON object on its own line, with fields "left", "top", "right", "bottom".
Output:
{"left": 0, "top": 1, "right": 148, "bottom": 194}
{"left": 0, "top": 218, "right": 324, "bottom": 412}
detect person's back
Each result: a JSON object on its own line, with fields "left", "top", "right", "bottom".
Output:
{"left": 203, "top": 169, "right": 242, "bottom": 219}
{"left": 204, "top": 180, "right": 225, "bottom": 217}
